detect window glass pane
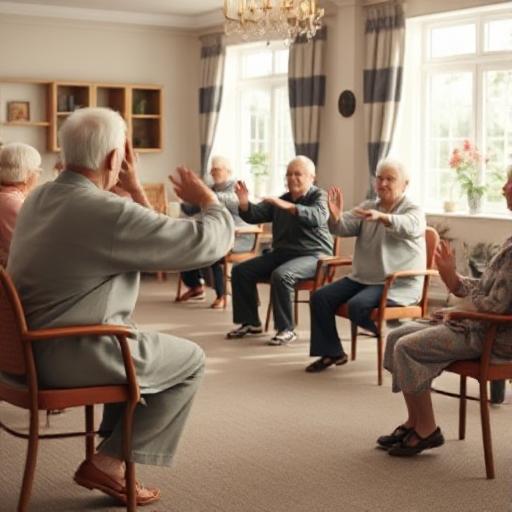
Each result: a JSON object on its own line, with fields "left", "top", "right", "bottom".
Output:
{"left": 274, "top": 49, "right": 289, "bottom": 74}
{"left": 484, "top": 70, "right": 512, "bottom": 209}
{"left": 485, "top": 18, "right": 512, "bottom": 52}
{"left": 242, "top": 51, "right": 273, "bottom": 78}
{"left": 430, "top": 24, "right": 476, "bottom": 58}
{"left": 426, "top": 72, "right": 473, "bottom": 207}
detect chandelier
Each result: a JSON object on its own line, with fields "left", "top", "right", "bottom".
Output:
{"left": 224, "top": 0, "right": 324, "bottom": 42}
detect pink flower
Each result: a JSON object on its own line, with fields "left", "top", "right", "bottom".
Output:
{"left": 463, "top": 140, "right": 472, "bottom": 151}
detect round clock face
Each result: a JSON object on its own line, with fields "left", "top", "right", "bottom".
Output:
{"left": 338, "top": 90, "right": 356, "bottom": 117}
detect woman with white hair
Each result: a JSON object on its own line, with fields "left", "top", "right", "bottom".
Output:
{"left": 178, "top": 155, "right": 254, "bottom": 309}
{"left": 0, "top": 142, "right": 41, "bottom": 266}
{"left": 305, "top": 158, "right": 426, "bottom": 372}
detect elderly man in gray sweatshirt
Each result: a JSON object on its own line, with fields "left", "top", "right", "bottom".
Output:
{"left": 305, "top": 158, "right": 426, "bottom": 373}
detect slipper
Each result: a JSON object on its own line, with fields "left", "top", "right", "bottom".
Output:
{"left": 73, "top": 459, "right": 160, "bottom": 506}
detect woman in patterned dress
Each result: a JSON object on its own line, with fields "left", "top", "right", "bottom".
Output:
{"left": 378, "top": 170, "right": 512, "bottom": 457}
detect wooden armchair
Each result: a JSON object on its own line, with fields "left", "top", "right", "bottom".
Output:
{"left": 331, "top": 227, "right": 440, "bottom": 385}
{"left": 0, "top": 267, "right": 140, "bottom": 511}
{"left": 142, "top": 182, "right": 168, "bottom": 281}
{"left": 263, "top": 237, "right": 350, "bottom": 331}
{"left": 436, "top": 310, "right": 512, "bottom": 479}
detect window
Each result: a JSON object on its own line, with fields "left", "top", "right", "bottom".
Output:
{"left": 212, "top": 42, "right": 295, "bottom": 197}
{"left": 392, "top": 5, "right": 512, "bottom": 214}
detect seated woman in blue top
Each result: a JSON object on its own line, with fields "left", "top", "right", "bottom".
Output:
{"left": 178, "top": 155, "right": 254, "bottom": 309}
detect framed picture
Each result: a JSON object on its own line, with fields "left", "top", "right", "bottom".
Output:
{"left": 7, "top": 101, "right": 30, "bottom": 122}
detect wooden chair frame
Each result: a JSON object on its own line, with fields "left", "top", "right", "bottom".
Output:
{"left": 327, "top": 227, "right": 440, "bottom": 385}
{"left": 0, "top": 267, "right": 141, "bottom": 511}
{"left": 263, "top": 237, "right": 350, "bottom": 331}
{"left": 435, "top": 309, "right": 512, "bottom": 479}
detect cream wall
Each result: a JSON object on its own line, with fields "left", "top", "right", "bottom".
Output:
{"left": 317, "top": 0, "right": 512, "bottom": 261}
{"left": 0, "top": 14, "right": 201, "bottom": 199}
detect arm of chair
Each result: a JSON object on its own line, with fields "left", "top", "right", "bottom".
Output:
{"left": 376, "top": 269, "right": 440, "bottom": 325}
{"left": 312, "top": 255, "right": 353, "bottom": 289}
{"left": 234, "top": 225, "right": 264, "bottom": 235}
{"left": 444, "top": 310, "right": 512, "bottom": 373}
{"left": 24, "top": 324, "right": 139, "bottom": 401}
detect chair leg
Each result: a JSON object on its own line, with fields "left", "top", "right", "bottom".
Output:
{"left": 18, "top": 408, "right": 39, "bottom": 512}
{"left": 294, "top": 290, "right": 299, "bottom": 328}
{"left": 223, "top": 260, "right": 229, "bottom": 309}
{"left": 123, "top": 401, "right": 138, "bottom": 512}
{"left": 85, "top": 405, "right": 95, "bottom": 461}
{"left": 479, "top": 380, "right": 495, "bottom": 479}
{"left": 459, "top": 376, "right": 467, "bottom": 440}
{"left": 265, "top": 294, "right": 272, "bottom": 332}
{"left": 175, "top": 273, "right": 182, "bottom": 302}
{"left": 377, "top": 334, "right": 383, "bottom": 386}
{"left": 350, "top": 322, "right": 357, "bottom": 361}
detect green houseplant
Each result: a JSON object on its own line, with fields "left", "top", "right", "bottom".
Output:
{"left": 247, "top": 151, "right": 270, "bottom": 197}
{"left": 448, "top": 140, "right": 487, "bottom": 214}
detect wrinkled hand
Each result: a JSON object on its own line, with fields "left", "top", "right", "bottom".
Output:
{"left": 434, "top": 240, "right": 460, "bottom": 293}
{"left": 235, "top": 180, "right": 250, "bottom": 211}
{"left": 353, "top": 207, "right": 383, "bottom": 222}
{"left": 169, "top": 166, "right": 217, "bottom": 208}
{"left": 117, "top": 139, "right": 140, "bottom": 193}
{"left": 328, "top": 186, "right": 343, "bottom": 221}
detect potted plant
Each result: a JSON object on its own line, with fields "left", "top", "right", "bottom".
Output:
{"left": 247, "top": 151, "right": 269, "bottom": 197}
{"left": 448, "top": 140, "right": 486, "bottom": 214}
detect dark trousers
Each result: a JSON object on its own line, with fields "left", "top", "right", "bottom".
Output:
{"left": 182, "top": 259, "right": 224, "bottom": 298}
{"left": 309, "top": 277, "right": 397, "bottom": 357}
{"left": 232, "top": 250, "right": 319, "bottom": 332}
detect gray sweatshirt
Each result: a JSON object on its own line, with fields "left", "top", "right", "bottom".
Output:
{"left": 329, "top": 195, "right": 426, "bottom": 305}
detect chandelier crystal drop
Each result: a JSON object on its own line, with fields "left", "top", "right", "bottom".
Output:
{"left": 224, "top": 0, "right": 324, "bottom": 42}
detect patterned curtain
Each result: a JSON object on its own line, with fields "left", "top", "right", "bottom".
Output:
{"left": 288, "top": 27, "right": 327, "bottom": 166}
{"left": 199, "top": 33, "right": 226, "bottom": 177}
{"left": 364, "top": 2, "right": 405, "bottom": 197}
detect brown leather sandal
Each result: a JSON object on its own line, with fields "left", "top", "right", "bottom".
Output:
{"left": 74, "top": 460, "right": 160, "bottom": 506}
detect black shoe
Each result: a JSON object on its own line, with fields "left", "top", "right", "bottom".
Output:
{"left": 226, "top": 324, "right": 263, "bottom": 339}
{"left": 388, "top": 427, "right": 445, "bottom": 457}
{"left": 376, "top": 424, "right": 412, "bottom": 449}
{"left": 305, "top": 354, "right": 348, "bottom": 373}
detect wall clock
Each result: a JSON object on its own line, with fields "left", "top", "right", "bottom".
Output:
{"left": 338, "top": 90, "right": 356, "bottom": 117}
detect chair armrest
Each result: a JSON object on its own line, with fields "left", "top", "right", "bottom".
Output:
{"left": 235, "top": 226, "right": 263, "bottom": 235}
{"left": 24, "top": 324, "right": 132, "bottom": 342}
{"left": 25, "top": 324, "right": 139, "bottom": 402}
{"left": 444, "top": 310, "right": 512, "bottom": 324}
{"left": 384, "top": 269, "right": 439, "bottom": 287}
{"left": 322, "top": 256, "right": 353, "bottom": 269}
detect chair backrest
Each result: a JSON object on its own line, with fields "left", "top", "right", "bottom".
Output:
{"left": 425, "top": 226, "right": 440, "bottom": 270}
{"left": 419, "top": 227, "right": 440, "bottom": 313}
{"left": 0, "top": 267, "right": 29, "bottom": 375}
{"left": 142, "top": 183, "right": 168, "bottom": 214}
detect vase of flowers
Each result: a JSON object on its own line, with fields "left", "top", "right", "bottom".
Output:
{"left": 448, "top": 140, "right": 486, "bottom": 214}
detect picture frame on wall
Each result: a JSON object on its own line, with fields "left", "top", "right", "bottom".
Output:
{"left": 7, "top": 101, "right": 30, "bottom": 122}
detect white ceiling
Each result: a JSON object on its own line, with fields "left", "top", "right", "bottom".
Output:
{"left": 0, "top": 0, "right": 225, "bottom": 28}
{"left": 0, "top": 0, "right": 344, "bottom": 29}
{"left": 6, "top": 0, "right": 222, "bottom": 16}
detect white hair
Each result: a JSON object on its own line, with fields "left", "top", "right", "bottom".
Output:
{"left": 0, "top": 142, "right": 41, "bottom": 183}
{"left": 376, "top": 157, "right": 409, "bottom": 183}
{"left": 287, "top": 155, "right": 316, "bottom": 176}
{"left": 210, "top": 155, "right": 232, "bottom": 173}
{"left": 59, "top": 107, "right": 126, "bottom": 172}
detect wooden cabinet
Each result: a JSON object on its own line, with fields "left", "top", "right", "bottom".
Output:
{"left": 0, "top": 78, "right": 163, "bottom": 153}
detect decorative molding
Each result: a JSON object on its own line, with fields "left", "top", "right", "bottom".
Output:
{"left": 0, "top": 1, "right": 224, "bottom": 29}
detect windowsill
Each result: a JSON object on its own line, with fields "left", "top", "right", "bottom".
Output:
{"left": 426, "top": 210, "right": 512, "bottom": 221}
